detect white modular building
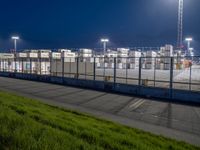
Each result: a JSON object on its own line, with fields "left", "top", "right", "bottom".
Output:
{"left": 164, "top": 45, "right": 173, "bottom": 57}
{"left": 28, "top": 52, "right": 38, "bottom": 58}
{"left": 173, "top": 50, "right": 186, "bottom": 69}
{"left": 36, "top": 50, "right": 51, "bottom": 74}
{"left": 79, "top": 49, "right": 93, "bottom": 57}
{"left": 58, "top": 49, "right": 72, "bottom": 53}
{"left": 62, "top": 51, "right": 76, "bottom": 62}
{"left": 145, "top": 51, "right": 157, "bottom": 69}
{"left": 52, "top": 52, "right": 61, "bottom": 59}
{"left": 94, "top": 55, "right": 103, "bottom": 68}
{"left": 159, "top": 45, "right": 174, "bottom": 70}
{"left": 17, "top": 52, "right": 28, "bottom": 58}
{"left": 39, "top": 50, "right": 51, "bottom": 58}
{"left": 51, "top": 51, "right": 77, "bottom": 76}
{"left": 129, "top": 51, "right": 141, "bottom": 69}
{"left": 0, "top": 53, "right": 15, "bottom": 72}
{"left": 117, "top": 48, "right": 129, "bottom": 58}
{"left": 79, "top": 49, "right": 93, "bottom": 62}
{"left": 117, "top": 48, "right": 129, "bottom": 69}
{"left": 0, "top": 53, "right": 26, "bottom": 73}
{"left": 106, "top": 50, "right": 118, "bottom": 58}
{"left": 51, "top": 52, "right": 62, "bottom": 76}
{"left": 24, "top": 50, "right": 39, "bottom": 74}
{"left": 101, "top": 50, "right": 117, "bottom": 68}
{"left": 15, "top": 53, "right": 29, "bottom": 73}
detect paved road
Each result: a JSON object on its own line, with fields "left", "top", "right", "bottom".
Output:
{"left": 0, "top": 77, "right": 200, "bottom": 146}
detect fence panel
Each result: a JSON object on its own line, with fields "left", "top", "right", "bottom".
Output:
{"left": 141, "top": 57, "right": 156, "bottom": 87}
{"left": 95, "top": 57, "right": 105, "bottom": 81}
{"left": 0, "top": 55, "right": 199, "bottom": 93}
{"left": 116, "top": 57, "right": 128, "bottom": 84}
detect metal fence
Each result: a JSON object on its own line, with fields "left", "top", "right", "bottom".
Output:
{"left": 0, "top": 56, "right": 200, "bottom": 92}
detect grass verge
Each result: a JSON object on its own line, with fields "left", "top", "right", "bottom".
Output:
{"left": 0, "top": 91, "right": 199, "bottom": 150}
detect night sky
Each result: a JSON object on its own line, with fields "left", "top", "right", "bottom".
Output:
{"left": 0, "top": 0, "right": 199, "bottom": 52}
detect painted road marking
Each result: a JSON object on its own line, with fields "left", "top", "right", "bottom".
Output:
{"left": 129, "top": 99, "right": 146, "bottom": 110}
{"left": 129, "top": 99, "right": 143, "bottom": 108}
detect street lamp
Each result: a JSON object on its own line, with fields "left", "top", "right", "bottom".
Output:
{"left": 101, "top": 38, "right": 109, "bottom": 56}
{"left": 11, "top": 36, "right": 20, "bottom": 53}
{"left": 185, "top": 37, "right": 193, "bottom": 55}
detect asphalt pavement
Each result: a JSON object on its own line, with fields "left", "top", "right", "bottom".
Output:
{"left": 0, "top": 76, "right": 200, "bottom": 146}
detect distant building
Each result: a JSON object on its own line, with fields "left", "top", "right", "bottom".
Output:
{"left": 145, "top": 51, "right": 157, "bottom": 69}
{"left": 129, "top": 51, "right": 141, "bottom": 69}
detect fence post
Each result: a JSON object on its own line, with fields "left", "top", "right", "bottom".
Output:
{"left": 138, "top": 57, "right": 142, "bottom": 86}
{"left": 103, "top": 57, "right": 105, "bottom": 81}
{"left": 14, "top": 56, "right": 17, "bottom": 73}
{"left": 114, "top": 57, "right": 116, "bottom": 86}
{"left": 3, "top": 59, "right": 5, "bottom": 72}
{"left": 76, "top": 57, "right": 79, "bottom": 79}
{"left": 93, "top": 57, "right": 96, "bottom": 81}
{"left": 22, "top": 58, "right": 24, "bottom": 74}
{"left": 85, "top": 59, "right": 87, "bottom": 80}
{"left": 3, "top": 59, "right": 4, "bottom": 72}
{"left": 55, "top": 59, "right": 58, "bottom": 77}
{"left": 0, "top": 59, "right": 1, "bottom": 72}
{"left": 0, "top": 59, "right": 2, "bottom": 72}
{"left": 189, "top": 64, "right": 192, "bottom": 91}
{"left": 126, "top": 58, "right": 128, "bottom": 84}
{"left": 70, "top": 58, "right": 72, "bottom": 78}
{"left": 49, "top": 56, "right": 52, "bottom": 76}
{"left": 44, "top": 59, "right": 47, "bottom": 75}
{"left": 62, "top": 53, "right": 64, "bottom": 79}
{"left": 30, "top": 58, "right": 32, "bottom": 74}
{"left": 169, "top": 57, "right": 174, "bottom": 99}
{"left": 154, "top": 57, "right": 156, "bottom": 87}
{"left": 40, "top": 58, "right": 42, "bottom": 75}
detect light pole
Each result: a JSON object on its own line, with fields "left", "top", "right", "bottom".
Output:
{"left": 101, "top": 38, "right": 109, "bottom": 56}
{"left": 185, "top": 37, "right": 193, "bottom": 56}
{"left": 177, "top": 0, "right": 184, "bottom": 48}
{"left": 11, "top": 36, "right": 19, "bottom": 53}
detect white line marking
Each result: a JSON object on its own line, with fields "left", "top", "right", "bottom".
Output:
{"left": 129, "top": 99, "right": 146, "bottom": 110}
{"left": 129, "top": 99, "right": 143, "bottom": 108}
{"left": 133, "top": 100, "right": 146, "bottom": 110}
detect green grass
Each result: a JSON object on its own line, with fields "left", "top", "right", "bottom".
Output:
{"left": 0, "top": 91, "right": 199, "bottom": 150}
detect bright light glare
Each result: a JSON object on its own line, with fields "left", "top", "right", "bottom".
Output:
{"left": 185, "top": 37, "right": 193, "bottom": 41}
{"left": 189, "top": 48, "right": 194, "bottom": 51}
{"left": 101, "top": 38, "right": 109, "bottom": 42}
{"left": 12, "top": 36, "right": 19, "bottom": 40}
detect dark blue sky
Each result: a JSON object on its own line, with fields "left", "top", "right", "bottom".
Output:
{"left": 0, "top": 0, "right": 199, "bottom": 51}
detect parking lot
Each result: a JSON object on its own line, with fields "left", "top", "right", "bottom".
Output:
{"left": 93, "top": 65, "right": 200, "bottom": 91}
